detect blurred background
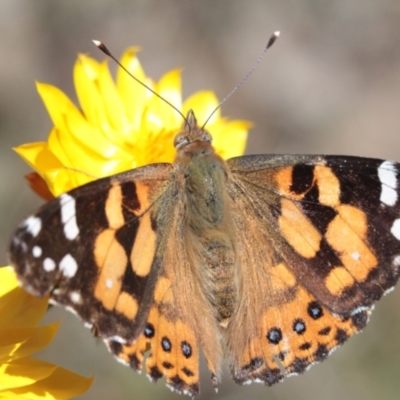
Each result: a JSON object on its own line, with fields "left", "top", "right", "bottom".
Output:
{"left": 1, "top": 0, "right": 400, "bottom": 399}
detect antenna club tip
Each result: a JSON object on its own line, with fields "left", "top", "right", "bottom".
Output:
{"left": 266, "top": 31, "right": 280, "bottom": 49}
{"left": 92, "top": 40, "right": 112, "bottom": 57}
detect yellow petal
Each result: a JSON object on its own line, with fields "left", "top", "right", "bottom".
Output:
{"left": 37, "top": 84, "right": 132, "bottom": 174}
{"left": 74, "top": 55, "right": 116, "bottom": 141}
{"left": 0, "top": 392, "right": 24, "bottom": 399}
{"left": 13, "top": 143, "right": 62, "bottom": 177}
{"left": 152, "top": 68, "right": 183, "bottom": 129}
{"left": 0, "top": 345, "right": 21, "bottom": 364}
{"left": 4, "top": 368, "right": 93, "bottom": 400}
{"left": 73, "top": 55, "right": 101, "bottom": 127}
{"left": 0, "top": 328, "right": 36, "bottom": 349}
{"left": 116, "top": 47, "right": 149, "bottom": 128}
{"left": 0, "top": 270, "right": 92, "bottom": 398}
{"left": 0, "top": 267, "right": 49, "bottom": 329}
{"left": 97, "top": 60, "right": 131, "bottom": 136}
{"left": 0, "top": 267, "right": 19, "bottom": 297}
{"left": 43, "top": 167, "right": 93, "bottom": 197}
{"left": 212, "top": 120, "right": 252, "bottom": 159}
{"left": 0, "top": 358, "right": 56, "bottom": 390}
{"left": 36, "top": 83, "right": 84, "bottom": 136}
{"left": 47, "top": 121, "right": 132, "bottom": 176}
{"left": 0, "top": 323, "right": 59, "bottom": 363}
{"left": 0, "top": 283, "right": 49, "bottom": 330}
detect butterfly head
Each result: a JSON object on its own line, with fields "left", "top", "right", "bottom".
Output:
{"left": 174, "top": 110, "right": 212, "bottom": 150}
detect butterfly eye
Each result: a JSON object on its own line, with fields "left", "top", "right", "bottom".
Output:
{"left": 200, "top": 132, "right": 212, "bottom": 143}
{"left": 174, "top": 133, "right": 189, "bottom": 149}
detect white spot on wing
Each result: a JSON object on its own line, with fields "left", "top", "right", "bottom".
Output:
{"left": 378, "top": 161, "right": 398, "bottom": 206}
{"left": 351, "top": 251, "right": 360, "bottom": 260}
{"left": 65, "top": 305, "right": 78, "bottom": 316}
{"left": 391, "top": 218, "right": 400, "bottom": 240}
{"left": 24, "top": 216, "right": 42, "bottom": 237}
{"left": 381, "top": 186, "right": 398, "bottom": 206}
{"left": 393, "top": 254, "right": 400, "bottom": 267}
{"left": 69, "top": 291, "right": 82, "bottom": 304}
{"left": 60, "top": 194, "right": 80, "bottom": 240}
{"left": 32, "top": 246, "right": 42, "bottom": 258}
{"left": 43, "top": 257, "right": 56, "bottom": 272}
{"left": 115, "top": 356, "right": 130, "bottom": 367}
{"left": 384, "top": 287, "right": 395, "bottom": 296}
{"left": 64, "top": 219, "right": 79, "bottom": 240}
{"left": 108, "top": 335, "right": 127, "bottom": 344}
{"left": 59, "top": 253, "right": 78, "bottom": 277}
{"left": 305, "top": 361, "right": 316, "bottom": 371}
{"left": 350, "top": 306, "right": 369, "bottom": 316}
{"left": 105, "top": 279, "right": 113, "bottom": 289}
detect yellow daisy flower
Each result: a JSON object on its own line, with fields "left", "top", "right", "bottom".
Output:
{"left": 0, "top": 266, "right": 93, "bottom": 399}
{"left": 15, "top": 46, "right": 251, "bottom": 198}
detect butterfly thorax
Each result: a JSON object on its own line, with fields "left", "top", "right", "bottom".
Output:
{"left": 173, "top": 112, "right": 238, "bottom": 323}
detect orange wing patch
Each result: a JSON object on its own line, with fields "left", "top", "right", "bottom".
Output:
{"left": 314, "top": 166, "right": 340, "bottom": 207}
{"left": 279, "top": 198, "right": 322, "bottom": 259}
{"left": 94, "top": 180, "right": 159, "bottom": 310}
{"left": 267, "top": 262, "right": 297, "bottom": 292}
{"left": 271, "top": 162, "right": 381, "bottom": 302}
{"left": 233, "top": 285, "right": 370, "bottom": 384}
{"left": 326, "top": 205, "right": 378, "bottom": 282}
{"left": 130, "top": 212, "right": 157, "bottom": 278}
{"left": 105, "top": 183, "right": 125, "bottom": 229}
{"left": 115, "top": 292, "right": 139, "bottom": 320}
{"left": 94, "top": 230, "right": 127, "bottom": 310}
{"left": 274, "top": 167, "right": 305, "bottom": 200}
{"left": 106, "top": 305, "right": 200, "bottom": 396}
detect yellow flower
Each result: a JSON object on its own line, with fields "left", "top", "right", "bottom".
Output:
{"left": 15, "top": 47, "right": 251, "bottom": 198}
{"left": 0, "top": 266, "right": 93, "bottom": 399}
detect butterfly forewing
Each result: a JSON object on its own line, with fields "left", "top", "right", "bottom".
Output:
{"left": 9, "top": 159, "right": 218, "bottom": 397}
{"left": 225, "top": 154, "right": 400, "bottom": 384}
{"left": 9, "top": 163, "right": 174, "bottom": 341}
{"left": 228, "top": 154, "right": 400, "bottom": 312}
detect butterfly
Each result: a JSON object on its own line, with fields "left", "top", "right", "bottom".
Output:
{"left": 8, "top": 107, "right": 400, "bottom": 397}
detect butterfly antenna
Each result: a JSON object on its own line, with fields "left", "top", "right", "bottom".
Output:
{"left": 92, "top": 40, "right": 188, "bottom": 124}
{"left": 201, "top": 31, "right": 280, "bottom": 129}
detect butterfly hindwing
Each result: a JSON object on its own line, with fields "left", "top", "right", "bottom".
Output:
{"left": 105, "top": 186, "right": 223, "bottom": 397}
{"left": 9, "top": 163, "right": 174, "bottom": 341}
{"left": 225, "top": 154, "right": 400, "bottom": 384}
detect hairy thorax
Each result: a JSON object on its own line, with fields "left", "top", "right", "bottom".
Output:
{"left": 176, "top": 141, "right": 238, "bottom": 323}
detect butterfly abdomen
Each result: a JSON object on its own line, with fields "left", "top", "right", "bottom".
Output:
{"left": 201, "top": 234, "right": 237, "bottom": 321}
{"left": 182, "top": 151, "right": 238, "bottom": 322}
